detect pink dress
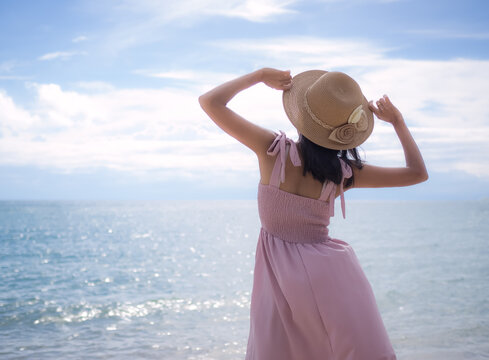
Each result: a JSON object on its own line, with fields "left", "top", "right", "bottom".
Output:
{"left": 245, "top": 131, "right": 396, "bottom": 360}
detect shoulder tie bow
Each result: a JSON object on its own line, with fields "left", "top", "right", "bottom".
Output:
{"left": 267, "top": 131, "right": 302, "bottom": 184}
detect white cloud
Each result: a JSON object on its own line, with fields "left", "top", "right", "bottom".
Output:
{"left": 3, "top": 35, "right": 489, "bottom": 182}
{"left": 0, "top": 90, "right": 40, "bottom": 131}
{"left": 0, "top": 83, "right": 258, "bottom": 180}
{"left": 212, "top": 36, "right": 389, "bottom": 70}
{"left": 135, "top": 69, "right": 241, "bottom": 89}
{"left": 0, "top": 60, "right": 17, "bottom": 73}
{"left": 88, "top": 0, "right": 297, "bottom": 54}
{"left": 38, "top": 51, "right": 85, "bottom": 61}
{"left": 453, "top": 161, "right": 489, "bottom": 178}
{"left": 316, "top": 0, "right": 403, "bottom": 3}
{"left": 147, "top": 70, "right": 197, "bottom": 81}
{"left": 0, "top": 60, "right": 28, "bottom": 80}
{"left": 212, "top": 36, "right": 489, "bottom": 126}
{"left": 406, "top": 29, "right": 489, "bottom": 40}
{"left": 0, "top": 75, "right": 30, "bottom": 80}
{"left": 211, "top": 36, "right": 489, "bottom": 178}
{"left": 72, "top": 35, "right": 88, "bottom": 43}
{"left": 75, "top": 81, "right": 115, "bottom": 92}
{"left": 116, "top": 0, "right": 296, "bottom": 22}
{"left": 211, "top": 0, "right": 296, "bottom": 22}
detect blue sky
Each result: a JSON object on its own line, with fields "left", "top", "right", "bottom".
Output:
{"left": 1, "top": 0, "right": 488, "bottom": 200}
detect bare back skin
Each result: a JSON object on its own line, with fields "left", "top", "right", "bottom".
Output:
{"left": 258, "top": 143, "right": 349, "bottom": 199}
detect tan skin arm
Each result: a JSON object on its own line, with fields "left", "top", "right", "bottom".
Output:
{"left": 198, "top": 68, "right": 292, "bottom": 161}
{"left": 348, "top": 95, "right": 428, "bottom": 190}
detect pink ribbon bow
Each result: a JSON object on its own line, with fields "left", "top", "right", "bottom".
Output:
{"left": 267, "top": 131, "right": 302, "bottom": 184}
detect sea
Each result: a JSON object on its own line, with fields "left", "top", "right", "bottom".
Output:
{"left": 0, "top": 200, "right": 488, "bottom": 359}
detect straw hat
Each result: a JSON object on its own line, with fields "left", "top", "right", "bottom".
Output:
{"left": 282, "top": 70, "right": 374, "bottom": 150}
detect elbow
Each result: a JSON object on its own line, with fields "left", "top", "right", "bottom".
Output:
{"left": 422, "top": 170, "right": 429, "bottom": 182}
{"left": 198, "top": 94, "right": 209, "bottom": 110}
{"left": 404, "top": 167, "right": 429, "bottom": 185}
{"left": 198, "top": 93, "right": 218, "bottom": 113}
{"left": 414, "top": 169, "right": 429, "bottom": 184}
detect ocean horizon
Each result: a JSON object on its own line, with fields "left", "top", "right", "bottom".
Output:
{"left": 1, "top": 199, "right": 488, "bottom": 359}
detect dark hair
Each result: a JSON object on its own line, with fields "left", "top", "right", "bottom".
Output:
{"left": 297, "top": 134, "right": 364, "bottom": 188}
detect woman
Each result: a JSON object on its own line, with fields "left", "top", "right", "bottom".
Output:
{"left": 199, "top": 68, "right": 427, "bottom": 360}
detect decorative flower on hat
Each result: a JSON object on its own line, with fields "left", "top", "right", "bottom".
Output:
{"left": 348, "top": 105, "right": 368, "bottom": 131}
{"left": 329, "top": 124, "right": 356, "bottom": 144}
{"left": 328, "top": 105, "right": 368, "bottom": 145}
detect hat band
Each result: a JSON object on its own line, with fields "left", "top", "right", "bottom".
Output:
{"left": 303, "top": 90, "right": 335, "bottom": 131}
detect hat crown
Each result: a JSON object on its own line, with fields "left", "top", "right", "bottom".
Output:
{"left": 305, "top": 72, "right": 364, "bottom": 128}
{"left": 282, "top": 69, "right": 374, "bottom": 150}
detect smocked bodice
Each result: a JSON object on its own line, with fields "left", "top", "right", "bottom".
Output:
{"left": 258, "top": 184, "right": 333, "bottom": 243}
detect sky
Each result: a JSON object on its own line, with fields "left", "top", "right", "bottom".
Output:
{"left": 1, "top": 0, "right": 488, "bottom": 200}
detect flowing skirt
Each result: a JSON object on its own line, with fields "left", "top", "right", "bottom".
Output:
{"left": 245, "top": 228, "right": 397, "bottom": 360}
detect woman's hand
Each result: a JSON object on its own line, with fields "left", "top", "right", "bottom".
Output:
{"left": 354, "top": 94, "right": 428, "bottom": 189}
{"left": 260, "top": 68, "right": 292, "bottom": 91}
{"left": 368, "top": 95, "right": 403, "bottom": 125}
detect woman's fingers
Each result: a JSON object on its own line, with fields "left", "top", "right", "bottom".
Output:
{"left": 280, "top": 80, "right": 292, "bottom": 89}
{"left": 370, "top": 98, "right": 389, "bottom": 116}
{"left": 369, "top": 95, "right": 400, "bottom": 124}
{"left": 375, "top": 96, "right": 390, "bottom": 112}
{"left": 383, "top": 95, "right": 393, "bottom": 106}
{"left": 278, "top": 76, "right": 292, "bottom": 90}
{"left": 368, "top": 100, "right": 378, "bottom": 113}
{"left": 271, "top": 81, "right": 291, "bottom": 90}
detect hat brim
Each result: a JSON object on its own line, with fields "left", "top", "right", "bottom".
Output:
{"left": 282, "top": 70, "right": 374, "bottom": 150}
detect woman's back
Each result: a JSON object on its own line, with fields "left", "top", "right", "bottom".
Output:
{"left": 258, "top": 131, "right": 352, "bottom": 244}
{"left": 259, "top": 139, "right": 350, "bottom": 201}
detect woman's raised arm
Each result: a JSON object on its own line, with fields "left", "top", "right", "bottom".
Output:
{"left": 198, "top": 68, "right": 292, "bottom": 156}
{"left": 351, "top": 95, "right": 429, "bottom": 188}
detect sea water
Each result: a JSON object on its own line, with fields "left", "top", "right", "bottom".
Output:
{"left": 0, "top": 200, "right": 488, "bottom": 359}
